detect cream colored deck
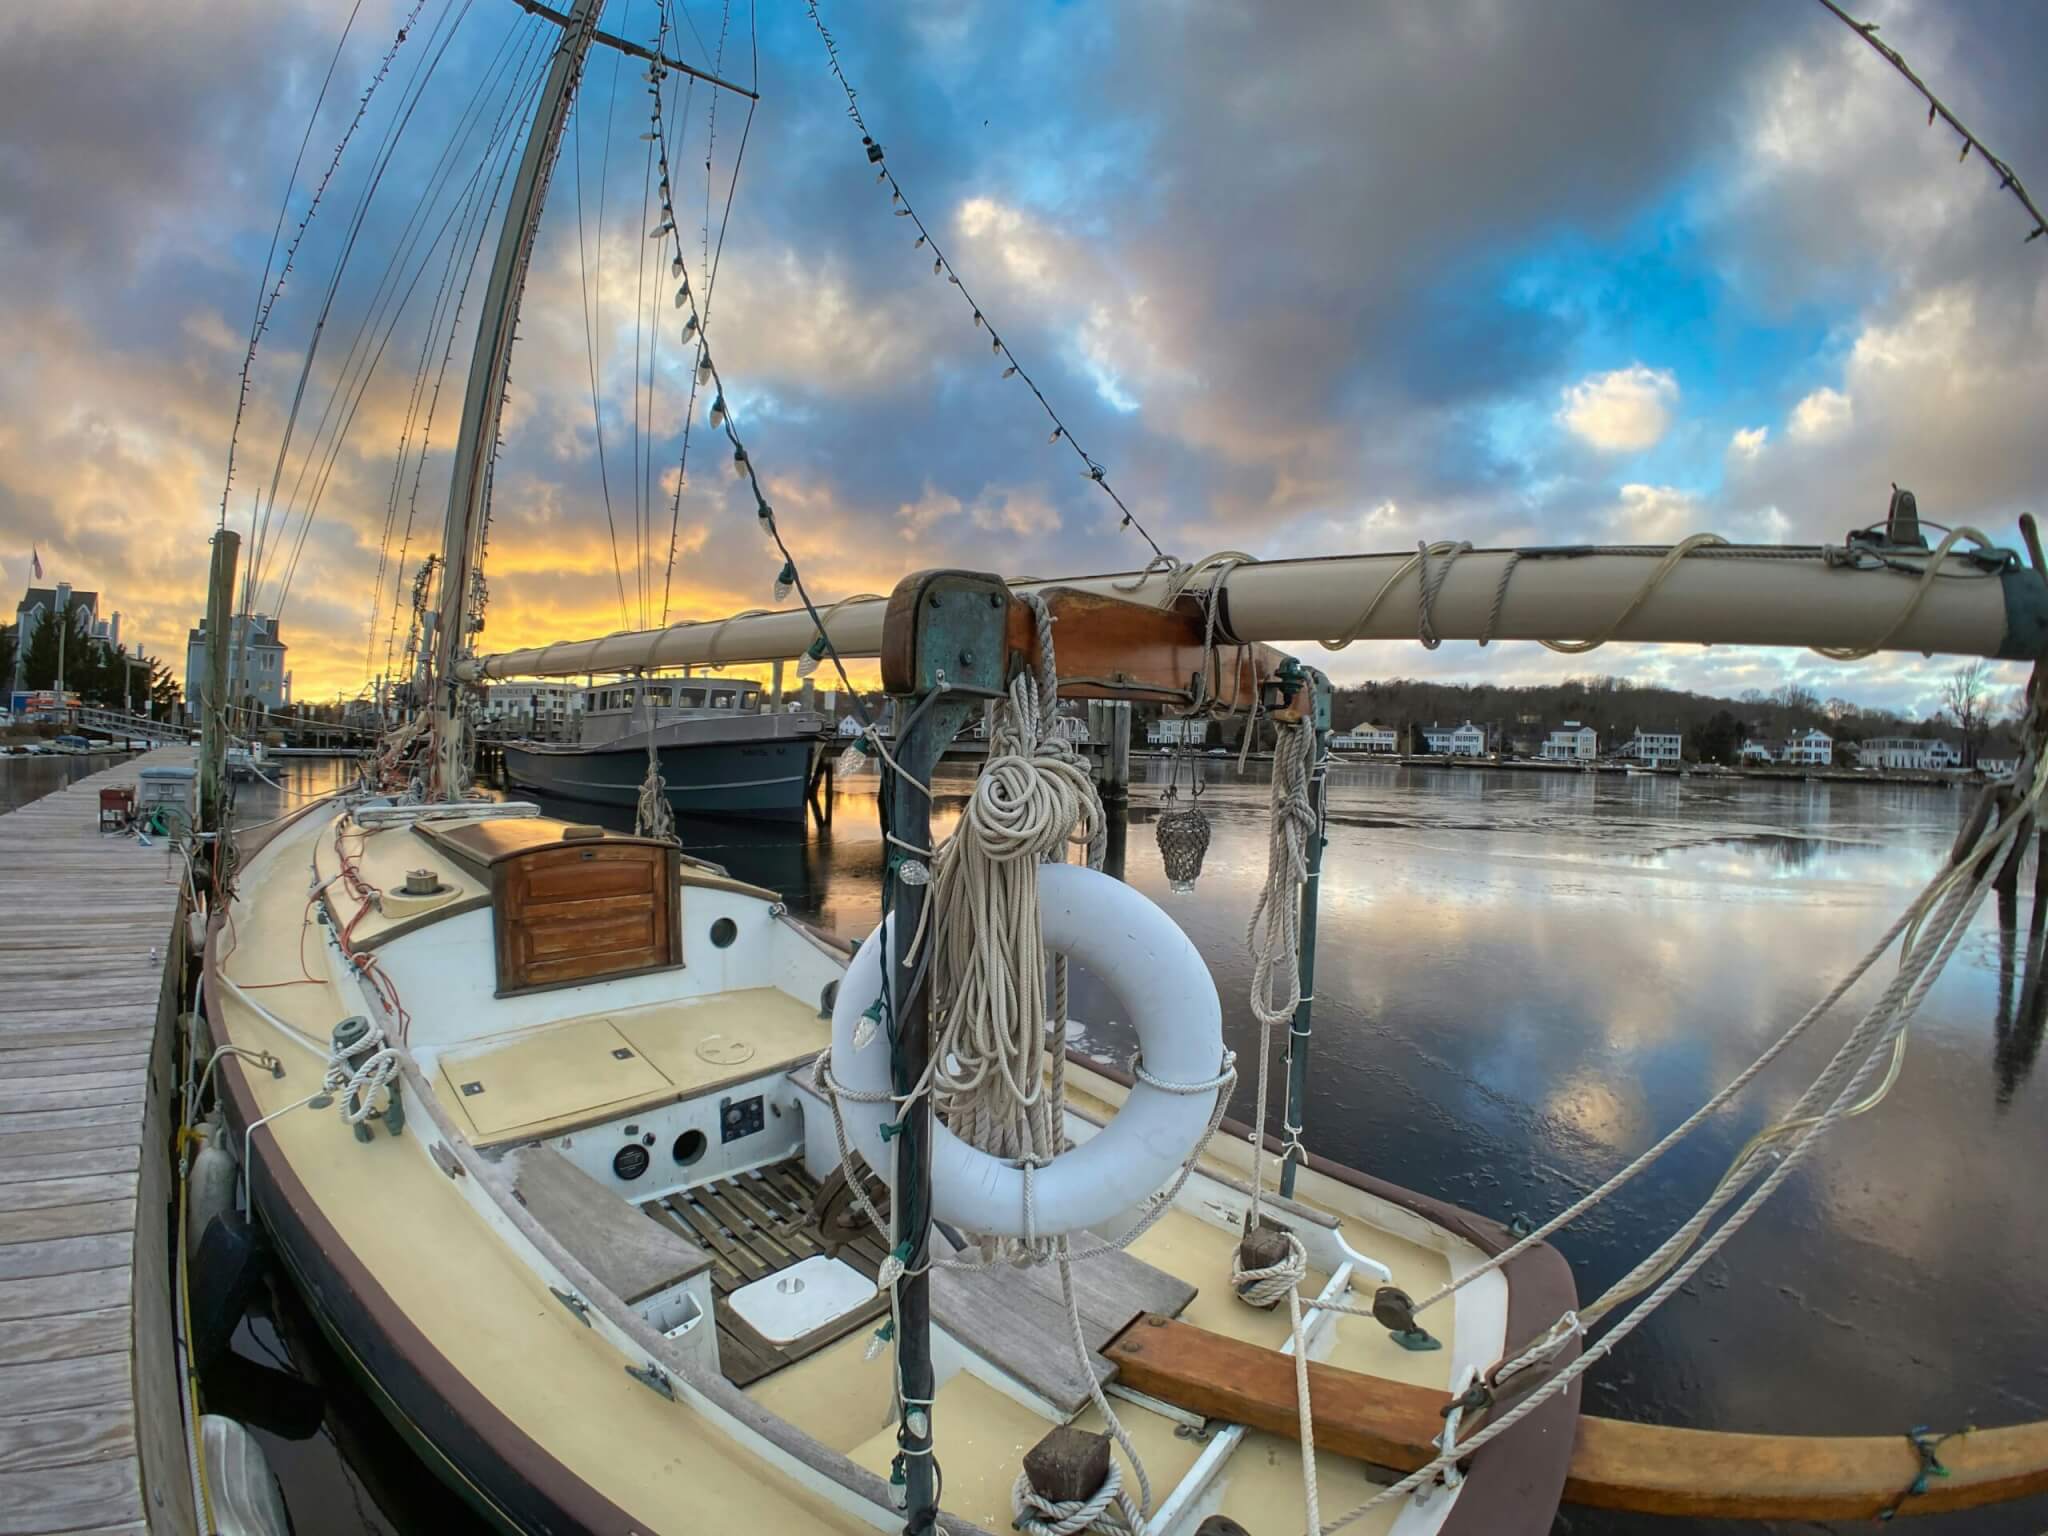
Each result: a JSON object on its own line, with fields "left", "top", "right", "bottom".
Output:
{"left": 215, "top": 802, "right": 868, "bottom": 1533}
{"left": 221, "top": 801, "right": 1463, "bottom": 1534}
{"left": 431, "top": 989, "right": 827, "bottom": 1144}
{"left": 0, "top": 748, "right": 196, "bottom": 1536}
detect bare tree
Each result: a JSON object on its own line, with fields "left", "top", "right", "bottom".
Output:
{"left": 1943, "top": 660, "right": 1992, "bottom": 767}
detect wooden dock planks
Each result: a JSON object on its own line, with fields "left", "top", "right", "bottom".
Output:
{"left": 0, "top": 749, "right": 196, "bottom": 1535}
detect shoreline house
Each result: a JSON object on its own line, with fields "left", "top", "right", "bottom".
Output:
{"left": 186, "top": 613, "right": 290, "bottom": 713}
{"left": 1147, "top": 716, "right": 1210, "bottom": 747}
{"left": 1739, "top": 741, "right": 1775, "bottom": 764}
{"left": 1541, "top": 721, "right": 1598, "bottom": 761}
{"left": 1622, "top": 728, "right": 1684, "bottom": 766}
{"left": 1856, "top": 736, "right": 1962, "bottom": 771}
{"left": 1330, "top": 722, "right": 1399, "bottom": 753}
{"left": 1418, "top": 720, "right": 1487, "bottom": 757}
{"left": 1780, "top": 728, "right": 1833, "bottom": 767}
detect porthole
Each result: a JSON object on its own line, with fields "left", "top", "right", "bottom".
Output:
{"left": 673, "top": 1129, "right": 708, "bottom": 1167}
{"left": 613, "top": 1143, "right": 651, "bottom": 1181}
{"left": 709, "top": 916, "right": 738, "bottom": 948}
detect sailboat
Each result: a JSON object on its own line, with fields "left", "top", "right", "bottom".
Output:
{"left": 186, "top": 4, "right": 2048, "bottom": 1535}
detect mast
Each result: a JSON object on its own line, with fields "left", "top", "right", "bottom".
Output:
{"left": 428, "top": 0, "right": 606, "bottom": 797}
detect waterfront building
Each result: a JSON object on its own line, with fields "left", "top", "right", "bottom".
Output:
{"left": 1780, "top": 728, "right": 1833, "bottom": 766}
{"left": 12, "top": 582, "right": 117, "bottom": 692}
{"left": 1623, "top": 728, "right": 1684, "bottom": 765}
{"left": 1541, "top": 721, "right": 1598, "bottom": 761}
{"left": 1856, "top": 736, "right": 1960, "bottom": 771}
{"left": 1147, "top": 716, "right": 1210, "bottom": 747}
{"left": 185, "top": 614, "right": 290, "bottom": 712}
{"left": 483, "top": 681, "right": 583, "bottom": 740}
{"left": 1330, "top": 723, "right": 1399, "bottom": 752}
{"left": 1739, "top": 740, "right": 1775, "bottom": 764}
{"left": 1420, "top": 720, "right": 1487, "bottom": 756}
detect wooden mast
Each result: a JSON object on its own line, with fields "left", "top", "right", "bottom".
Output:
{"left": 428, "top": 0, "right": 606, "bottom": 798}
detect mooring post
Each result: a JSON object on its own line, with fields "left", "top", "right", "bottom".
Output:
{"left": 198, "top": 530, "right": 240, "bottom": 843}
{"left": 877, "top": 570, "right": 1012, "bottom": 1533}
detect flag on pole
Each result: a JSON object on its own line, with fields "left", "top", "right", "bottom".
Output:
{"left": 30, "top": 546, "right": 42, "bottom": 579}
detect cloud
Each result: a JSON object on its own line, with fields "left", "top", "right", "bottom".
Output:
{"left": 1787, "top": 385, "right": 1854, "bottom": 442}
{"left": 1729, "top": 425, "right": 1769, "bottom": 462}
{"left": 1556, "top": 366, "right": 1679, "bottom": 453}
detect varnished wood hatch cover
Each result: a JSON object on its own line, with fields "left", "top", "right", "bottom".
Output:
{"left": 421, "top": 819, "right": 683, "bottom": 996}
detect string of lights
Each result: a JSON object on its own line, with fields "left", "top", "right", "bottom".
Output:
{"left": 1812, "top": 0, "right": 2045, "bottom": 245}
{"left": 802, "top": 0, "right": 1171, "bottom": 566}
{"left": 642, "top": 18, "right": 876, "bottom": 729}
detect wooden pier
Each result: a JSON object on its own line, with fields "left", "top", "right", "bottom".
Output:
{"left": 0, "top": 748, "right": 197, "bottom": 1535}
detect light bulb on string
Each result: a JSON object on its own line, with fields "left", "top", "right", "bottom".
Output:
{"left": 674, "top": 285, "right": 689, "bottom": 309}
{"left": 1002, "top": 365, "right": 1018, "bottom": 379}
{"left": 774, "top": 560, "right": 797, "bottom": 602}
{"left": 913, "top": 235, "right": 926, "bottom": 249}
{"left": 894, "top": 207, "right": 912, "bottom": 218}
{"left": 933, "top": 256, "right": 943, "bottom": 276}
{"left": 756, "top": 499, "right": 777, "bottom": 545}
{"left": 1049, "top": 426, "right": 1063, "bottom": 444}
{"left": 731, "top": 445, "right": 750, "bottom": 479}
{"left": 649, "top": 219, "right": 674, "bottom": 239}
{"left": 672, "top": 255, "right": 684, "bottom": 278}
{"left": 698, "top": 350, "right": 713, "bottom": 385}
{"left": 991, "top": 335, "right": 1002, "bottom": 354}
{"left": 835, "top": 736, "right": 870, "bottom": 781}
{"left": 681, "top": 315, "right": 699, "bottom": 342}
{"left": 797, "top": 634, "right": 827, "bottom": 679}
{"left": 709, "top": 394, "right": 726, "bottom": 427}
{"left": 972, "top": 311, "right": 984, "bottom": 329}
{"left": 947, "top": 273, "right": 961, "bottom": 286}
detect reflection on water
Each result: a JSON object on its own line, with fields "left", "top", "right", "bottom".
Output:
{"left": 0, "top": 747, "right": 138, "bottom": 811}
{"left": 226, "top": 758, "right": 2048, "bottom": 1535}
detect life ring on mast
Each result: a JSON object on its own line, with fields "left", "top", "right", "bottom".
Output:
{"left": 829, "top": 861, "right": 1224, "bottom": 1240}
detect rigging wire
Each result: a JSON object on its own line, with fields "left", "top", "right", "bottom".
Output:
{"left": 217, "top": 0, "right": 372, "bottom": 533}
{"left": 240, "top": 0, "right": 479, "bottom": 676}
{"left": 659, "top": 0, "right": 754, "bottom": 627}
{"left": 271, "top": 18, "right": 548, "bottom": 632}
{"left": 365, "top": 21, "right": 549, "bottom": 675}
{"left": 802, "top": 0, "right": 1171, "bottom": 567}
{"left": 572, "top": 38, "right": 632, "bottom": 631}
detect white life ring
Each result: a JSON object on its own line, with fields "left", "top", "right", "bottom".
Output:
{"left": 829, "top": 861, "right": 1223, "bottom": 1240}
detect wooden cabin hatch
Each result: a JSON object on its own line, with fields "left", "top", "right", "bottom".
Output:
{"left": 417, "top": 820, "right": 683, "bottom": 995}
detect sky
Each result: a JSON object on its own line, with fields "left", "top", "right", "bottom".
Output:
{"left": 1, "top": 0, "right": 2044, "bottom": 715}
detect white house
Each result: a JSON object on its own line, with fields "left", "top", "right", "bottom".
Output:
{"left": 1147, "top": 716, "right": 1210, "bottom": 747}
{"left": 1856, "top": 736, "right": 1959, "bottom": 771}
{"left": 1623, "top": 729, "right": 1683, "bottom": 766}
{"left": 1420, "top": 721, "right": 1487, "bottom": 757}
{"left": 186, "top": 613, "right": 289, "bottom": 713}
{"left": 1780, "top": 728, "right": 1833, "bottom": 766}
{"left": 1980, "top": 756, "right": 2018, "bottom": 780}
{"left": 1331, "top": 723, "right": 1399, "bottom": 753}
{"left": 1739, "top": 741, "right": 1775, "bottom": 764}
{"left": 1541, "top": 722, "right": 1598, "bottom": 761}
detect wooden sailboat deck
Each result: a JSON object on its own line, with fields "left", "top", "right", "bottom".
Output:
{"left": 0, "top": 748, "right": 196, "bottom": 1535}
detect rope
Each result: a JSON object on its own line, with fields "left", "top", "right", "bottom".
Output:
{"left": 323, "top": 1015, "right": 398, "bottom": 1126}
{"left": 1810, "top": 525, "right": 1998, "bottom": 660}
{"left": 1538, "top": 533, "right": 1729, "bottom": 654}
{"left": 1011, "top": 1457, "right": 1140, "bottom": 1535}
{"left": 632, "top": 673, "right": 676, "bottom": 842}
{"left": 1316, "top": 714, "right": 2048, "bottom": 1532}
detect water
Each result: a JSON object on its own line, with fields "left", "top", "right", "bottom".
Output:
{"left": 0, "top": 746, "right": 138, "bottom": 810}
{"left": 219, "top": 756, "right": 2048, "bottom": 1534}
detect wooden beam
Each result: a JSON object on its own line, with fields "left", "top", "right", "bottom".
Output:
{"left": 1564, "top": 1415, "right": 2048, "bottom": 1521}
{"left": 1104, "top": 1314, "right": 2048, "bottom": 1522}
{"left": 1102, "top": 1314, "right": 1447, "bottom": 1472}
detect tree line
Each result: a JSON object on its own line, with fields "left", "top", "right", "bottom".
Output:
{"left": 1, "top": 608, "right": 180, "bottom": 715}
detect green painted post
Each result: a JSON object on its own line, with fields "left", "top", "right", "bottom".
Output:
{"left": 1279, "top": 674, "right": 1332, "bottom": 1199}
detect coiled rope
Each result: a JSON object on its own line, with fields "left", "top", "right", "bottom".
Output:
{"left": 323, "top": 1015, "right": 398, "bottom": 1126}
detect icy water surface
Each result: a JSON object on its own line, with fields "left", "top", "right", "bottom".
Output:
{"left": 227, "top": 757, "right": 2048, "bottom": 1535}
